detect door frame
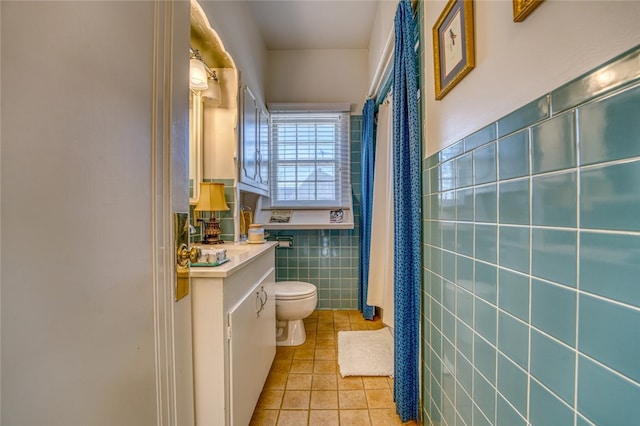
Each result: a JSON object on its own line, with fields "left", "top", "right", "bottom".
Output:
{"left": 150, "top": 1, "right": 194, "bottom": 424}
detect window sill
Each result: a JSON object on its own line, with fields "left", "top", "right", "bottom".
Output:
{"left": 254, "top": 197, "right": 354, "bottom": 230}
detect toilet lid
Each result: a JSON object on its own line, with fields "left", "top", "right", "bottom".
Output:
{"left": 275, "top": 281, "right": 317, "bottom": 300}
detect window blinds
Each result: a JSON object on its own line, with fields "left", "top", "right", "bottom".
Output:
{"left": 268, "top": 110, "right": 351, "bottom": 209}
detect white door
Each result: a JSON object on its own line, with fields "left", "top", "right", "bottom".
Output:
{"left": 0, "top": 2, "right": 193, "bottom": 425}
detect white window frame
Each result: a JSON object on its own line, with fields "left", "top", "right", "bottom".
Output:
{"left": 268, "top": 104, "right": 351, "bottom": 209}
{"left": 255, "top": 103, "right": 354, "bottom": 229}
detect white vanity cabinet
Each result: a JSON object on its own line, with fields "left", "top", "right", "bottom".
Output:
{"left": 228, "top": 271, "right": 275, "bottom": 426}
{"left": 191, "top": 243, "right": 276, "bottom": 426}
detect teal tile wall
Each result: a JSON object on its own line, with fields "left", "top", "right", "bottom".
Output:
{"left": 270, "top": 116, "right": 362, "bottom": 310}
{"left": 422, "top": 46, "right": 640, "bottom": 426}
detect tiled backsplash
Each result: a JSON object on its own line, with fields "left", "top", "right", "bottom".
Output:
{"left": 272, "top": 228, "right": 359, "bottom": 309}
{"left": 272, "top": 116, "right": 362, "bottom": 310}
{"left": 422, "top": 47, "right": 640, "bottom": 426}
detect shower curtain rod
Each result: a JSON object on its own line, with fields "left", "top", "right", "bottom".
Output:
{"left": 366, "top": 28, "right": 395, "bottom": 100}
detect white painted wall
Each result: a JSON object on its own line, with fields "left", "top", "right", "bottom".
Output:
{"left": 203, "top": 68, "right": 239, "bottom": 180}
{"left": 197, "top": 0, "right": 268, "bottom": 107}
{"left": 367, "top": 0, "right": 399, "bottom": 98}
{"left": 423, "top": 0, "right": 640, "bottom": 156}
{"left": 267, "top": 49, "right": 369, "bottom": 113}
{"left": 196, "top": 1, "right": 374, "bottom": 117}
{"left": 1, "top": 2, "right": 193, "bottom": 425}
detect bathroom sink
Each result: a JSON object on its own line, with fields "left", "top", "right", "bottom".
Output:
{"left": 219, "top": 245, "right": 250, "bottom": 254}
{"left": 198, "top": 245, "right": 248, "bottom": 255}
{"left": 195, "top": 244, "right": 250, "bottom": 263}
{"left": 190, "top": 241, "right": 275, "bottom": 277}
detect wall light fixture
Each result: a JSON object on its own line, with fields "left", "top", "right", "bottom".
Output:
{"left": 190, "top": 47, "right": 222, "bottom": 105}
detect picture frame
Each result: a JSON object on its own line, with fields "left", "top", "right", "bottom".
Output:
{"left": 513, "top": 0, "right": 544, "bottom": 22}
{"left": 432, "top": 0, "right": 475, "bottom": 100}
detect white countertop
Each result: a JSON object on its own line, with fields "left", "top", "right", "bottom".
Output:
{"left": 190, "top": 241, "right": 277, "bottom": 278}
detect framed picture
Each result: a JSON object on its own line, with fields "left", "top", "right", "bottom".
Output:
{"left": 513, "top": 0, "right": 544, "bottom": 22}
{"left": 432, "top": 0, "right": 475, "bottom": 100}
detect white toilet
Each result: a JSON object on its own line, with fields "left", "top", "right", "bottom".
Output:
{"left": 275, "top": 281, "right": 318, "bottom": 346}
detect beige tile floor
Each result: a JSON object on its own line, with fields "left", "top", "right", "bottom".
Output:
{"left": 250, "top": 310, "right": 420, "bottom": 426}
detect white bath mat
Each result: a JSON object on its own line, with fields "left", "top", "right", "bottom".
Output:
{"left": 338, "top": 327, "right": 394, "bottom": 377}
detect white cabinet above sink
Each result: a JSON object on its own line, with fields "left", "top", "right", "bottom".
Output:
{"left": 239, "top": 85, "right": 269, "bottom": 195}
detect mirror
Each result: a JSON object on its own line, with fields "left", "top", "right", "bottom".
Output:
{"left": 190, "top": 0, "right": 236, "bottom": 205}
{"left": 189, "top": 91, "right": 203, "bottom": 204}
{"left": 190, "top": 0, "right": 241, "bottom": 241}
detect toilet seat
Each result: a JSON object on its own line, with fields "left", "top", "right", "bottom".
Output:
{"left": 275, "top": 281, "right": 317, "bottom": 300}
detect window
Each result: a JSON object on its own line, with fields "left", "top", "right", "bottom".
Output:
{"left": 268, "top": 107, "right": 351, "bottom": 209}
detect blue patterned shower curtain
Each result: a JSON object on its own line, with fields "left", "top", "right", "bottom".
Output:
{"left": 392, "top": 0, "right": 420, "bottom": 421}
{"left": 358, "top": 98, "right": 375, "bottom": 320}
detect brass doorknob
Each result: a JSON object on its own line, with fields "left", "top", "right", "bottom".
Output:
{"left": 177, "top": 244, "right": 201, "bottom": 267}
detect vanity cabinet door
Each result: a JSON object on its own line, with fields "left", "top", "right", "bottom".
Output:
{"left": 228, "top": 267, "right": 276, "bottom": 426}
{"left": 239, "top": 84, "right": 269, "bottom": 194}
{"left": 258, "top": 107, "right": 270, "bottom": 188}
{"left": 241, "top": 85, "right": 258, "bottom": 185}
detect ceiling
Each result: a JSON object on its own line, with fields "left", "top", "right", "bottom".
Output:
{"left": 247, "top": 0, "right": 380, "bottom": 50}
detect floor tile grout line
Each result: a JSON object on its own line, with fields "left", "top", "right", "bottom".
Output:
{"left": 250, "top": 310, "right": 414, "bottom": 425}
